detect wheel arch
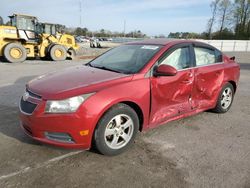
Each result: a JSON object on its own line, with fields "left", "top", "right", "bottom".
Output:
{"left": 90, "top": 100, "right": 145, "bottom": 153}
{"left": 120, "top": 101, "right": 144, "bottom": 132}
{"left": 228, "top": 80, "right": 237, "bottom": 93}
{"left": 2, "top": 40, "right": 25, "bottom": 51}
{"left": 92, "top": 100, "right": 145, "bottom": 134}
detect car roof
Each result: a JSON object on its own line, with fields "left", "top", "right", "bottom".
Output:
{"left": 127, "top": 38, "right": 188, "bottom": 46}
{"left": 126, "top": 38, "right": 219, "bottom": 51}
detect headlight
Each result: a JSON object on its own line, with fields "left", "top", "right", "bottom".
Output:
{"left": 45, "top": 93, "right": 94, "bottom": 113}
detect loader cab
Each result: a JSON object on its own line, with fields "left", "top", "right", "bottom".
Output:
{"left": 43, "top": 23, "right": 57, "bottom": 35}
{"left": 42, "top": 23, "right": 65, "bottom": 35}
{"left": 9, "top": 14, "right": 38, "bottom": 42}
{"left": 0, "top": 16, "right": 3, "bottom": 25}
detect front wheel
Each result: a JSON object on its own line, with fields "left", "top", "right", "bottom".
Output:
{"left": 212, "top": 83, "right": 234, "bottom": 113}
{"left": 94, "top": 103, "right": 139, "bottom": 156}
{"left": 49, "top": 45, "right": 67, "bottom": 61}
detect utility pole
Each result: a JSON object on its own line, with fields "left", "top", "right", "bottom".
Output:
{"left": 79, "top": 0, "right": 82, "bottom": 27}
{"left": 123, "top": 20, "right": 126, "bottom": 38}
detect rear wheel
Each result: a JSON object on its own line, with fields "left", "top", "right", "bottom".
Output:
{"left": 94, "top": 103, "right": 139, "bottom": 156}
{"left": 49, "top": 45, "right": 67, "bottom": 61}
{"left": 212, "top": 83, "right": 234, "bottom": 113}
{"left": 3, "top": 43, "right": 27, "bottom": 63}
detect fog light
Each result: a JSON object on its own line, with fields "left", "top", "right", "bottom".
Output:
{"left": 44, "top": 132, "right": 75, "bottom": 143}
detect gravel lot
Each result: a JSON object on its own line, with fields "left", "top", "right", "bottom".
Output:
{"left": 0, "top": 52, "right": 249, "bottom": 188}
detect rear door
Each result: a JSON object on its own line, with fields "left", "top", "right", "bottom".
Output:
{"left": 149, "top": 43, "right": 195, "bottom": 127}
{"left": 191, "top": 44, "right": 224, "bottom": 110}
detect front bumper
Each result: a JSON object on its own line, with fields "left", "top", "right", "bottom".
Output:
{"left": 19, "top": 96, "right": 93, "bottom": 149}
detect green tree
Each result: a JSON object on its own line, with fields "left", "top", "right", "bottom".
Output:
{"left": 218, "top": 0, "right": 232, "bottom": 34}
{"left": 234, "top": 0, "right": 250, "bottom": 39}
{"left": 74, "top": 27, "right": 88, "bottom": 36}
{"left": 207, "top": 0, "right": 221, "bottom": 39}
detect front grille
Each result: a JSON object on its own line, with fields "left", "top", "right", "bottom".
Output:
{"left": 20, "top": 98, "right": 37, "bottom": 114}
{"left": 26, "top": 89, "right": 42, "bottom": 99}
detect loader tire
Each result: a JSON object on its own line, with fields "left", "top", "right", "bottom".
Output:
{"left": 49, "top": 45, "right": 67, "bottom": 61}
{"left": 68, "top": 49, "right": 76, "bottom": 60}
{"left": 4, "top": 43, "right": 27, "bottom": 63}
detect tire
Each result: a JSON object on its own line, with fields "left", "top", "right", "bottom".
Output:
{"left": 3, "top": 43, "right": 27, "bottom": 63}
{"left": 49, "top": 45, "right": 67, "bottom": 61}
{"left": 94, "top": 103, "right": 139, "bottom": 156}
{"left": 212, "top": 83, "right": 234, "bottom": 113}
{"left": 67, "top": 49, "right": 76, "bottom": 60}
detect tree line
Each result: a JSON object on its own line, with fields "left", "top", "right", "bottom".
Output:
{"left": 169, "top": 0, "right": 250, "bottom": 39}
{"left": 74, "top": 0, "right": 249, "bottom": 40}
{"left": 71, "top": 27, "right": 146, "bottom": 38}
{"left": 208, "top": 0, "right": 250, "bottom": 39}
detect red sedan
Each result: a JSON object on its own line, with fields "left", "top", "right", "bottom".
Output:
{"left": 19, "top": 39, "right": 240, "bottom": 155}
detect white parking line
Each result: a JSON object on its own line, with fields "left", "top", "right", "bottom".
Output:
{"left": 0, "top": 150, "right": 83, "bottom": 181}
{"left": 0, "top": 83, "right": 13, "bottom": 87}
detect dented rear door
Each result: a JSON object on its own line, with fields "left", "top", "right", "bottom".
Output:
{"left": 191, "top": 45, "right": 224, "bottom": 110}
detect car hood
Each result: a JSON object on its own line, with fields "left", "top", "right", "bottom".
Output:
{"left": 27, "top": 65, "right": 132, "bottom": 100}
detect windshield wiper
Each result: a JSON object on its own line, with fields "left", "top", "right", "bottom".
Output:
{"left": 87, "top": 64, "right": 123, "bottom": 73}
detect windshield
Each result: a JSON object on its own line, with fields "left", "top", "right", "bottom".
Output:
{"left": 16, "top": 17, "right": 35, "bottom": 31}
{"left": 89, "top": 44, "right": 162, "bottom": 74}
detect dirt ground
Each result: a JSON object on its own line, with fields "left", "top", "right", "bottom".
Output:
{"left": 0, "top": 52, "right": 249, "bottom": 188}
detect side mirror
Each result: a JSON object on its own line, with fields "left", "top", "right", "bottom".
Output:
{"left": 230, "top": 56, "right": 235, "bottom": 61}
{"left": 153, "top": 64, "right": 177, "bottom": 77}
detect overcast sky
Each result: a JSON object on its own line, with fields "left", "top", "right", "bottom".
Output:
{"left": 0, "top": 0, "right": 212, "bottom": 36}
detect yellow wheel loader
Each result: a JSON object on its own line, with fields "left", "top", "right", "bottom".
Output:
{"left": 0, "top": 14, "right": 78, "bottom": 63}
{"left": 37, "top": 22, "right": 78, "bottom": 60}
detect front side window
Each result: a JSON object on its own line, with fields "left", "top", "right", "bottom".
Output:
{"left": 194, "top": 47, "right": 216, "bottom": 66}
{"left": 159, "top": 47, "right": 191, "bottom": 70}
{"left": 89, "top": 45, "right": 162, "bottom": 74}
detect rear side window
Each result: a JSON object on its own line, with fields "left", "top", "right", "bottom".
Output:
{"left": 159, "top": 47, "right": 191, "bottom": 70}
{"left": 194, "top": 47, "right": 216, "bottom": 66}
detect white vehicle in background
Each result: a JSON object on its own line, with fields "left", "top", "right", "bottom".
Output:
{"left": 90, "top": 37, "right": 101, "bottom": 48}
{"left": 75, "top": 36, "right": 90, "bottom": 43}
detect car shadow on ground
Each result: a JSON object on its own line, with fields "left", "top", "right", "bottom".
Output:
{"left": 0, "top": 105, "right": 40, "bottom": 145}
{"left": 0, "top": 76, "right": 42, "bottom": 145}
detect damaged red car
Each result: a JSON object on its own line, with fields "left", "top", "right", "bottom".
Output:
{"left": 19, "top": 39, "right": 240, "bottom": 155}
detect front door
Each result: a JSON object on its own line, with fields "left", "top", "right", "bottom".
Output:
{"left": 149, "top": 44, "right": 195, "bottom": 127}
